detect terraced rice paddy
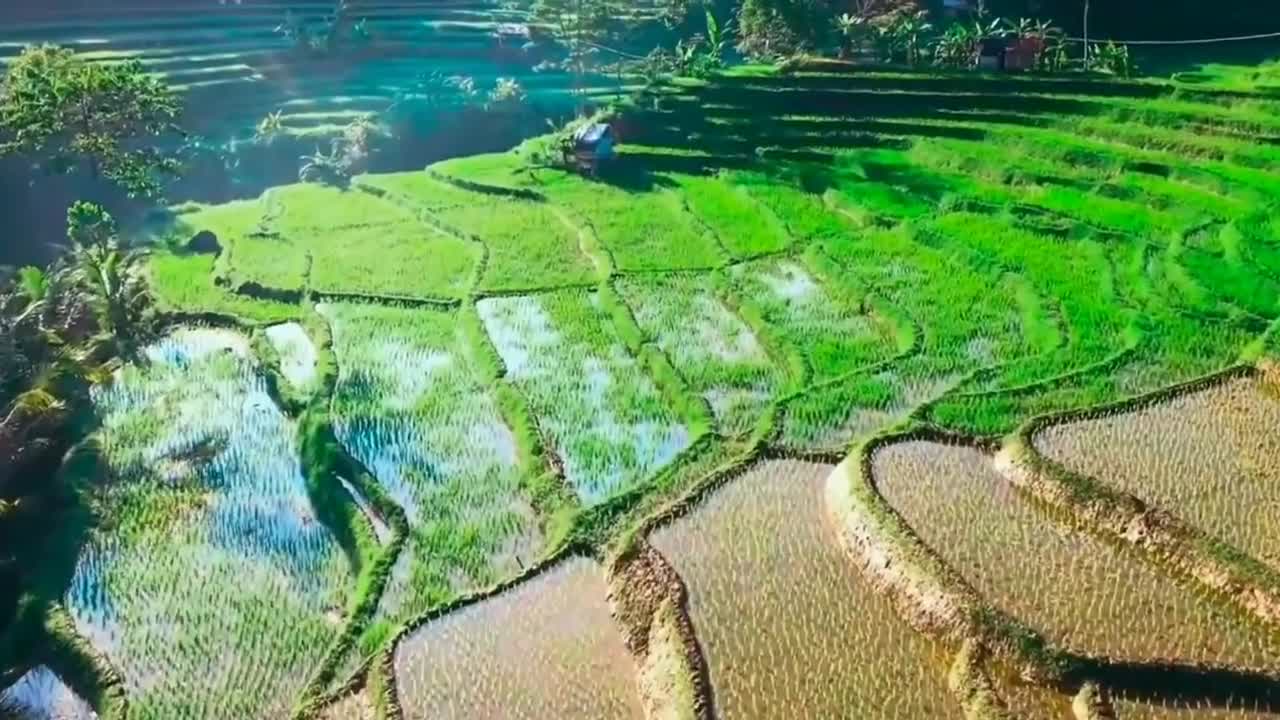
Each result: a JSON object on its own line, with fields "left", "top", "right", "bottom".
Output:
{"left": 7, "top": 20, "right": 1280, "bottom": 719}
{"left": 534, "top": 175, "right": 726, "bottom": 273}
{"left": 0, "top": 1, "right": 577, "bottom": 139}
{"left": 317, "top": 688, "right": 375, "bottom": 720}
{"left": 355, "top": 172, "right": 598, "bottom": 291}
{"left": 221, "top": 184, "right": 478, "bottom": 301}
{"left": 0, "top": 665, "right": 97, "bottom": 720}
{"left": 874, "top": 441, "right": 1280, "bottom": 672}
{"left": 64, "top": 328, "right": 352, "bottom": 720}
{"left": 650, "top": 460, "right": 959, "bottom": 720}
{"left": 323, "top": 302, "right": 542, "bottom": 623}
{"left": 1114, "top": 698, "right": 1279, "bottom": 720}
{"left": 729, "top": 259, "right": 896, "bottom": 383}
{"left": 478, "top": 291, "right": 690, "bottom": 504}
{"left": 393, "top": 557, "right": 643, "bottom": 720}
{"left": 616, "top": 275, "right": 783, "bottom": 436}
{"left": 1035, "top": 377, "right": 1280, "bottom": 571}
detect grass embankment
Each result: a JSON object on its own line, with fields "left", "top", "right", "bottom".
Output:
{"left": 114, "top": 58, "right": 1280, "bottom": 717}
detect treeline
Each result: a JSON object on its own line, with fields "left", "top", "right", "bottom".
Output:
{"left": 986, "top": 0, "right": 1280, "bottom": 40}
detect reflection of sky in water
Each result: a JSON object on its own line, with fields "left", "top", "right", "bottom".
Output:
{"left": 0, "top": 665, "right": 98, "bottom": 720}
{"left": 478, "top": 295, "right": 690, "bottom": 504}
{"left": 67, "top": 328, "right": 344, "bottom": 656}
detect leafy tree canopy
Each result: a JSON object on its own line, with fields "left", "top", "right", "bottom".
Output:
{"left": 0, "top": 44, "right": 183, "bottom": 198}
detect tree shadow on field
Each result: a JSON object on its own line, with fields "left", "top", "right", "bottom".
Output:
{"left": 1072, "top": 656, "right": 1280, "bottom": 713}
{"left": 0, "top": 438, "right": 112, "bottom": 711}
{"left": 617, "top": 67, "right": 1129, "bottom": 188}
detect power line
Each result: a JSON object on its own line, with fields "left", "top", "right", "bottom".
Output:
{"left": 1062, "top": 30, "right": 1280, "bottom": 46}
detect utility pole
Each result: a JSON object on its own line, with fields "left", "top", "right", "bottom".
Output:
{"left": 1082, "top": 0, "right": 1091, "bottom": 68}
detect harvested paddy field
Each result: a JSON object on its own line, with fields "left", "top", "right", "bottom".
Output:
{"left": 1034, "top": 376, "right": 1280, "bottom": 571}
{"left": 393, "top": 557, "right": 643, "bottom": 720}
{"left": 649, "top": 460, "right": 959, "bottom": 720}
{"left": 874, "top": 441, "right": 1280, "bottom": 672}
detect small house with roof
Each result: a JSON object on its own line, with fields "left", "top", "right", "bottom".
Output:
{"left": 569, "top": 122, "right": 616, "bottom": 175}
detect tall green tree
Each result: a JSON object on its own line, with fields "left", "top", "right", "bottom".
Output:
{"left": 0, "top": 45, "right": 183, "bottom": 198}
{"left": 736, "top": 0, "right": 833, "bottom": 58}
{"left": 532, "top": 0, "right": 621, "bottom": 107}
{"left": 64, "top": 202, "right": 148, "bottom": 354}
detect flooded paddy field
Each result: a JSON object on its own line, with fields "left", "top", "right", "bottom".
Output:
{"left": 874, "top": 441, "right": 1280, "bottom": 674}
{"left": 63, "top": 328, "right": 352, "bottom": 719}
{"left": 393, "top": 557, "right": 643, "bottom": 720}
{"left": 650, "top": 459, "right": 960, "bottom": 720}
{"left": 478, "top": 291, "right": 690, "bottom": 504}
{"left": 1035, "top": 377, "right": 1280, "bottom": 571}
{"left": 0, "top": 666, "right": 98, "bottom": 720}
{"left": 322, "top": 301, "right": 543, "bottom": 624}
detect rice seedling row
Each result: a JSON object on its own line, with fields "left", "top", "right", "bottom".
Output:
{"left": 650, "top": 460, "right": 961, "bottom": 720}
{"left": 780, "top": 222, "right": 1043, "bottom": 449}
{"left": 674, "top": 173, "right": 792, "bottom": 258}
{"left": 478, "top": 290, "right": 691, "bottom": 504}
{"left": 64, "top": 328, "right": 353, "bottom": 720}
{"left": 393, "top": 557, "right": 645, "bottom": 720}
{"left": 726, "top": 257, "right": 897, "bottom": 385}
{"left": 321, "top": 302, "right": 544, "bottom": 633}
{"left": 1035, "top": 377, "right": 1280, "bottom": 572}
{"left": 873, "top": 441, "right": 1279, "bottom": 673}
{"left": 355, "top": 172, "right": 599, "bottom": 291}
{"left": 615, "top": 274, "right": 784, "bottom": 437}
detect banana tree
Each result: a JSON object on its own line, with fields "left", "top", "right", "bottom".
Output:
{"left": 887, "top": 11, "right": 933, "bottom": 67}
{"left": 834, "top": 13, "right": 876, "bottom": 60}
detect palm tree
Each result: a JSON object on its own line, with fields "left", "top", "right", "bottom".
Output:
{"left": 63, "top": 202, "right": 150, "bottom": 358}
{"left": 68, "top": 240, "right": 148, "bottom": 357}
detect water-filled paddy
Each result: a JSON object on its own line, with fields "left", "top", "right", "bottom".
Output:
{"left": 478, "top": 291, "right": 690, "bottom": 504}
{"left": 265, "top": 322, "right": 318, "bottom": 393}
{"left": 0, "top": 665, "right": 97, "bottom": 720}
{"left": 649, "top": 460, "right": 959, "bottom": 720}
{"left": 64, "top": 328, "right": 351, "bottom": 719}
{"left": 393, "top": 557, "right": 643, "bottom": 720}
{"left": 874, "top": 441, "right": 1279, "bottom": 671}
{"left": 617, "top": 275, "right": 782, "bottom": 436}
{"left": 322, "top": 302, "right": 542, "bottom": 622}
{"left": 1035, "top": 377, "right": 1280, "bottom": 571}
